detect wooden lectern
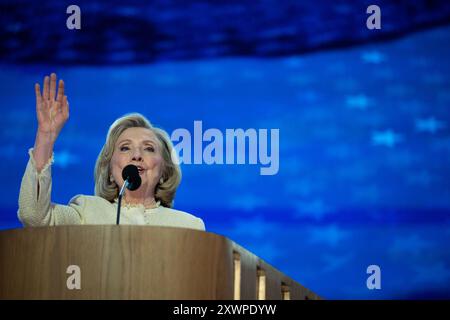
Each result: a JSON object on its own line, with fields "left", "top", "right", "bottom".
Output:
{"left": 0, "top": 226, "right": 321, "bottom": 300}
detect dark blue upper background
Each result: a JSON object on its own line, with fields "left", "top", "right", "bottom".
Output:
{"left": 1, "top": 0, "right": 450, "bottom": 299}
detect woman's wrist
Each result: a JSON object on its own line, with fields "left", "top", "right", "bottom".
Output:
{"left": 36, "top": 129, "right": 58, "bottom": 144}
{"left": 33, "top": 130, "right": 56, "bottom": 172}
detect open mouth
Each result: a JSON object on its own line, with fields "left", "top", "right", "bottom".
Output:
{"left": 136, "top": 166, "right": 146, "bottom": 175}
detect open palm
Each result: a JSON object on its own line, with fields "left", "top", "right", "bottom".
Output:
{"left": 35, "top": 73, "right": 69, "bottom": 140}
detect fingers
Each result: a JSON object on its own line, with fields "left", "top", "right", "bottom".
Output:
{"left": 35, "top": 83, "right": 43, "bottom": 122}
{"left": 62, "top": 95, "right": 69, "bottom": 120}
{"left": 41, "top": 73, "right": 64, "bottom": 103}
{"left": 50, "top": 73, "right": 56, "bottom": 101}
{"left": 43, "top": 75, "right": 49, "bottom": 100}
{"left": 35, "top": 83, "right": 42, "bottom": 106}
{"left": 56, "top": 79, "right": 64, "bottom": 104}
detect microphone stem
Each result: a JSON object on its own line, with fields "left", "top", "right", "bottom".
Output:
{"left": 116, "top": 179, "right": 129, "bottom": 225}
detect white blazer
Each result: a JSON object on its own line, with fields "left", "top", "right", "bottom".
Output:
{"left": 18, "top": 149, "right": 205, "bottom": 231}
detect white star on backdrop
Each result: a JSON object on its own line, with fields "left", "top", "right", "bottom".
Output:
{"left": 361, "top": 51, "right": 385, "bottom": 64}
{"left": 308, "top": 225, "right": 348, "bottom": 247}
{"left": 415, "top": 117, "right": 446, "bottom": 134}
{"left": 53, "top": 150, "right": 80, "bottom": 168}
{"left": 346, "top": 94, "right": 370, "bottom": 110}
{"left": 371, "top": 130, "right": 403, "bottom": 147}
{"left": 295, "top": 199, "right": 333, "bottom": 221}
{"left": 229, "top": 216, "right": 279, "bottom": 238}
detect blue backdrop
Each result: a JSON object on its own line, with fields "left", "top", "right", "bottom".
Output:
{"left": 1, "top": 0, "right": 450, "bottom": 299}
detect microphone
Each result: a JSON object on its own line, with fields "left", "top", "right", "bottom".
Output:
{"left": 122, "top": 165, "right": 142, "bottom": 191}
{"left": 116, "top": 165, "right": 142, "bottom": 225}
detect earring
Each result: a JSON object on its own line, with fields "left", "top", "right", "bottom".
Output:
{"left": 110, "top": 175, "right": 115, "bottom": 183}
{"left": 159, "top": 177, "right": 164, "bottom": 184}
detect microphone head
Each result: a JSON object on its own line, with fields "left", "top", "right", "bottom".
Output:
{"left": 121, "top": 165, "right": 142, "bottom": 191}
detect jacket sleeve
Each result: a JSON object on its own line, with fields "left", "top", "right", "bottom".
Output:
{"left": 17, "top": 148, "right": 84, "bottom": 226}
{"left": 195, "top": 217, "right": 206, "bottom": 231}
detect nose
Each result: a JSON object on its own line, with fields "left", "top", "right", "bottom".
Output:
{"left": 131, "top": 149, "right": 143, "bottom": 162}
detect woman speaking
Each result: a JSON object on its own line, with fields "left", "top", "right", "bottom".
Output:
{"left": 18, "top": 73, "right": 205, "bottom": 231}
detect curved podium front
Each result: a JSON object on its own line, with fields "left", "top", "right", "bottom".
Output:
{"left": 0, "top": 226, "right": 320, "bottom": 300}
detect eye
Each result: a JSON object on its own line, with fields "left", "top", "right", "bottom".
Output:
{"left": 120, "top": 146, "right": 129, "bottom": 151}
{"left": 145, "top": 146, "right": 155, "bottom": 152}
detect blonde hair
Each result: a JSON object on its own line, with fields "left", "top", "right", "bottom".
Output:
{"left": 94, "top": 113, "right": 181, "bottom": 208}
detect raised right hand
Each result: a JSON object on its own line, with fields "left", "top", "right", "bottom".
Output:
{"left": 35, "top": 73, "right": 69, "bottom": 142}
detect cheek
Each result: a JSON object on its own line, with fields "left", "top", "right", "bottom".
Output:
{"left": 112, "top": 151, "right": 129, "bottom": 164}
{"left": 147, "top": 156, "right": 164, "bottom": 174}
{"left": 110, "top": 154, "right": 126, "bottom": 176}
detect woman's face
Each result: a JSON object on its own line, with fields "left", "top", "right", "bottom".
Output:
{"left": 110, "top": 127, "right": 164, "bottom": 197}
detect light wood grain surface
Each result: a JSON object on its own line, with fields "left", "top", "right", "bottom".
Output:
{"left": 0, "top": 226, "right": 321, "bottom": 300}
